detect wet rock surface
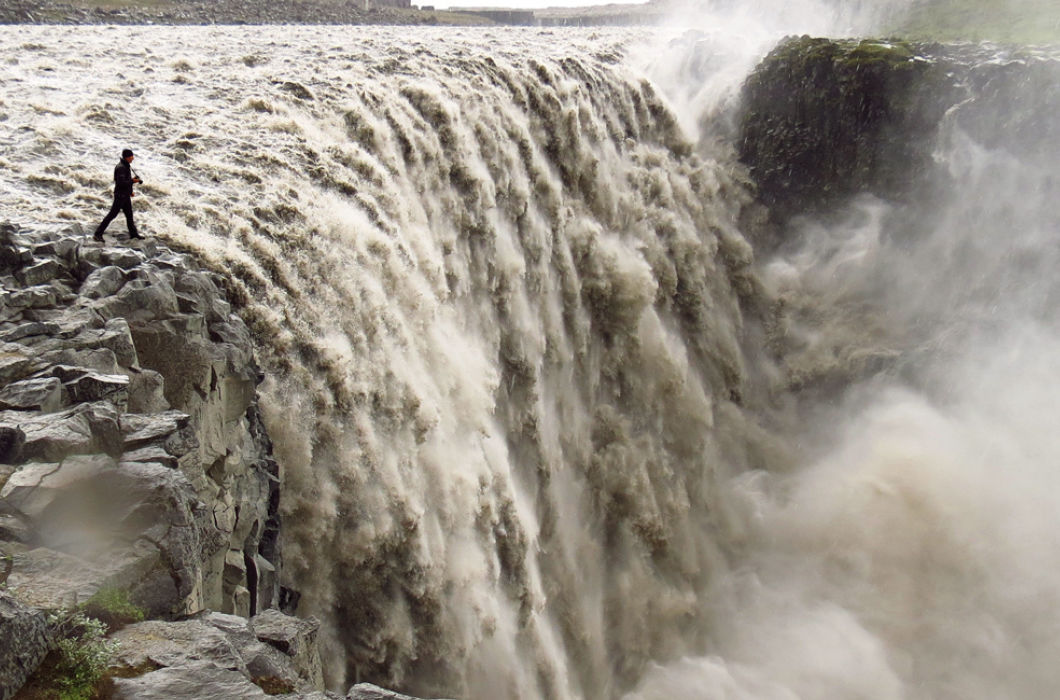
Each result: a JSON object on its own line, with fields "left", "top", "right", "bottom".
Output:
{"left": 738, "top": 36, "right": 1060, "bottom": 224}
{"left": 0, "top": 221, "right": 439, "bottom": 699}
{"left": 0, "top": 221, "right": 283, "bottom": 697}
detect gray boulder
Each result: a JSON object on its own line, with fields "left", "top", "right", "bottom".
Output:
{"left": 249, "top": 608, "right": 324, "bottom": 691}
{"left": 0, "top": 321, "right": 60, "bottom": 343}
{"left": 0, "top": 353, "right": 32, "bottom": 386}
{"left": 0, "top": 590, "right": 51, "bottom": 700}
{"left": 0, "top": 377, "right": 62, "bottom": 412}
{"left": 62, "top": 370, "right": 130, "bottom": 409}
{"left": 73, "top": 317, "right": 139, "bottom": 368}
{"left": 14, "top": 259, "right": 60, "bottom": 287}
{"left": 346, "top": 684, "right": 448, "bottom": 700}
{"left": 127, "top": 368, "right": 169, "bottom": 413}
{"left": 109, "top": 661, "right": 269, "bottom": 700}
{"left": 109, "top": 619, "right": 247, "bottom": 674}
{"left": 80, "top": 265, "right": 127, "bottom": 299}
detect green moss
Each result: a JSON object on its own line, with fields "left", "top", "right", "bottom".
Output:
{"left": 80, "top": 587, "right": 145, "bottom": 632}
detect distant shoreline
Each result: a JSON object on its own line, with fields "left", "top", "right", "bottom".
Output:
{"left": 0, "top": 0, "right": 659, "bottom": 27}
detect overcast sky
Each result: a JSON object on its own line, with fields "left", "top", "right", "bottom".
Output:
{"left": 434, "top": 0, "right": 647, "bottom": 9}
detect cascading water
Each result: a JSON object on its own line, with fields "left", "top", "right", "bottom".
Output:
{"left": 1, "top": 5, "right": 1059, "bottom": 699}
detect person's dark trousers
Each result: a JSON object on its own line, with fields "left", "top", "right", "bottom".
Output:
{"left": 94, "top": 195, "right": 137, "bottom": 238}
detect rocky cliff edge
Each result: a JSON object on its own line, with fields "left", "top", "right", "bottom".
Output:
{"left": 0, "top": 221, "right": 442, "bottom": 700}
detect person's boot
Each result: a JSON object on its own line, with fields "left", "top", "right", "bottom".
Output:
{"left": 129, "top": 231, "right": 144, "bottom": 240}
{"left": 93, "top": 230, "right": 104, "bottom": 242}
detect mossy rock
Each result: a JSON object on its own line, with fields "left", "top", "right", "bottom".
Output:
{"left": 738, "top": 36, "right": 958, "bottom": 221}
{"left": 80, "top": 587, "right": 146, "bottom": 633}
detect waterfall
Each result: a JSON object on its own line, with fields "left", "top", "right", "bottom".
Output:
{"left": 0, "top": 25, "right": 763, "bottom": 698}
{"left": 3, "top": 15, "right": 1060, "bottom": 700}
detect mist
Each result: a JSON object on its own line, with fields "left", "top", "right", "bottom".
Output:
{"left": 626, "top": 5, "right": 1060, "bottom": 698}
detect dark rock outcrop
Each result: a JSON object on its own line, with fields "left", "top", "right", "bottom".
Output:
{"left": 738, "top": 37, "right": 954, "bottom": 221}
{"left": 738, "top": 37, "right": 1060, "bottom": 224}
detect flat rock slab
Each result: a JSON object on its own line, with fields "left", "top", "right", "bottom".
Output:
{"left": 110, "top": 620, "right": 247, "bottom": 674}
{"left": 1, "top": 542, "right": 111, "bottom": 609}
{"left": 109, "top": 661, "right": 268, "bottom": 700}
{"left": 346, "top": 684, "right": 451, "bottom": 700}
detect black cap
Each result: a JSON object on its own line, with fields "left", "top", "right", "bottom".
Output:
{"left": 122, "top": 148, "right": 134, "bottom": 159}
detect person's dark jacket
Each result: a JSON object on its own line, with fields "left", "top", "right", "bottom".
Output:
{"left": 113, "top": 159, "right": 135, "bottom": 198}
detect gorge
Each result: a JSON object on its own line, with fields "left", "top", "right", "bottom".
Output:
{"left": 1, "top": 5, "right": 1058, "bottom": 698}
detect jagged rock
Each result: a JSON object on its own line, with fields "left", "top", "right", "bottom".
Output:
{"left": 174, "top": 271, "right": 231, "bottom": 323}
{"left": 127, "top": 368, "right": 169, "bottom": 413}
{"left": 2, "top": 407, "right": 85, "bottom": 461}
{"left": 0, "top": 321, "right": 60, "bottom": 343}
{"left": 0, "top": 223, "right": 285, "bottom": 696}
{"left": 95, "top": 274, "right": 181, "bottom": 323}
{"left": 109, "top": 661, "right": 269, "bottom": 700}
{"left": 30, "top": 237, "right": 77, "bottom": 266}
{"left": 120, "top": 411, "right": 191, "bottom": 448}
{"left": 0, "top": 453, "right": 218, "bottom": 616}
{"left": 0, "top": 377, "right": 63, "bottom": 412}
{"left": 121, "top": 445, "right": 179, "bottom": 468}
{"left": 80, "top": 264, "right": 127, "bottom": 299}
{"left": 4, "top": 286, "right": 57, "bottom": 310}
{"left": 74, "top": 317, "right": 139, "bottom": 368}
{"left": 14, "top": 259, "right": 60, "bottom": 287}
{"left": 346, "top": 684, "right": 442, "bottom": 700}
{"left": 0, "top": 353, "right": 32, "bottom": 385}
{"left": 0, "top": 246, "right": 32, "bottom": 271}
{"left": 0, "top": 590, "right": 51, "bottom": 700}
{"left": 38, "top": 347, "right": 120, "bottom": 375}
{"left": 209, "top": 320, "right": 251, "bottom": 348}
{"left": 230, "top": 629, "right": 302, "bottom": 689}
{"left": 250, "top": 609, "right": 325, "bottom": 691}
{"left": 196, "top": 612, "right": 320, "bottom": 694}
{"left": 0, "top": 222, "right": 18, "bottom": 246}
{"left": 106, "top": 460, "right": 221, "bottom": 617}
{"left": 109, "top": 619, "right": 248, "bottom": 674}
{"left": 0, "top": 454, "right": 113, "bottom": 522}
{"left": 62, "top": 370, "right": 130, "bottom": 408}
{"left": 101, "top": 247, "right": 147, "bottom": 270}
{"left": 1, "top": 542, "right": 114, "bottom": 609}
{"left": 107, "top": 613, "right": 331, "bottom": 698}
{"left": 0, "top": 426, "right": 24, "bottom": 464}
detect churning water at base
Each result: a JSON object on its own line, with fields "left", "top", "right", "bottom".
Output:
{"left": 2, "top": 18, "right": 1060, "bottom": 700}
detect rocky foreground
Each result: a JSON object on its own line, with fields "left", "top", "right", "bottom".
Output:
{"left": 0, "top": 222, "right": 435, "bottom": 699}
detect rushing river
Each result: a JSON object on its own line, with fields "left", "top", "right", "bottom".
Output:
{"left": 2, "top": 6, "right": 1059, "bottom": 698}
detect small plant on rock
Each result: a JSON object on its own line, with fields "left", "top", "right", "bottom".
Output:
{"left": 44, "top": 610, "right": 117, "bottom": 700}
{"left": 80, "top": 587, "right": 145, "bottom": 632}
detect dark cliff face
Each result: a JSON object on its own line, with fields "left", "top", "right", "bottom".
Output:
{"left": 737, "top": 36, "right": 954, "bottom": 222}
{"left": 737, "top": 36, "right": 1060, "bottom": 225}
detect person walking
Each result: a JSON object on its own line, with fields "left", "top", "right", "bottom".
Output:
{"left": 93, "top": 148, "right": 143, "bottom": 242}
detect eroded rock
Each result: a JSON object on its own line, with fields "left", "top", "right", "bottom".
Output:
{"left": 0, "top": 591, "right": 51, "bottom": 700}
